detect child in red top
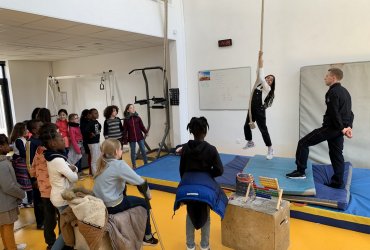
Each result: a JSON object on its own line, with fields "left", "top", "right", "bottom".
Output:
{"left": 55, "top": 109, "right": 69, "bottom": 150}
{"left": 68, "top": 113, "right": 83, "bottom": 173}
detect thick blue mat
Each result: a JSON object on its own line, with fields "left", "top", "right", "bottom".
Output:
{"left": 285, "top": 162, "right": 352, "bottom": 210}
{"left": 291, "top": 167, "right": 370, "bottom": 233}
{"left": 243, "top": 155, "right": 316, "bottom": 196}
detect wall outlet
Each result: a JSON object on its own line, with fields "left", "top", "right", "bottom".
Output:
{"left": 236, "top": 138, "right": 241, "bottom": 144}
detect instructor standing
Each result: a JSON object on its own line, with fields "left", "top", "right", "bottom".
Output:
{"left": 286, "top": 68, "right": 354, "bottom": 189}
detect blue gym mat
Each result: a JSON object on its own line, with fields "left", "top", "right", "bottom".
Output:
{"left": 135, "top": 154, "right": 370, "bottom": 233}
{"left": 285, "top": 162, "right": 352, "bottom": 210}
{"left": 291, "top": 167, "right": 370, "bottom": 233}
{"left": 243, "top": 155, "right": 316, "bottom": 196}
{"left": 135, "top": 154, "right": 249, "bottom": 193}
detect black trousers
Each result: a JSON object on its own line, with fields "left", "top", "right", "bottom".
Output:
{"left": 31, "top": 184, "right": 44, "bottom": 227}
{"left": 244, "top": 107, "right": 272, "bottom": 147}
{"left": 42, "top": 198, "right": 57, "bottom": 246}
{"left": 296, "top": 126, "right": 344, "bottom": 185}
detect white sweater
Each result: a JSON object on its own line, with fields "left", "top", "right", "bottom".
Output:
{"left": 47, "top": 157, "right": 78, "bottom": 207}
{"left": 256, "top": 67, "right": 271, "bottom": 102}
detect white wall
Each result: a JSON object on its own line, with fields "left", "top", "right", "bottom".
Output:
{"left": 52, "top": 46, "right": 168, "bottom": 149}
{"left": 0, "top": 0, "right": 177, "bottom": 39}
{"left": 182, "top": 0, "right": 370, "bottom": 157}
{"left": 6, "top": 0, "right": 370, "bottom": 158}
{"left": 7, "top": 60, "right": 52, "bottom": 122}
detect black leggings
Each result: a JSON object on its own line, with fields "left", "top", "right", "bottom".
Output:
{"left": 244, "top": 107, "right": 272, "bottom": 147}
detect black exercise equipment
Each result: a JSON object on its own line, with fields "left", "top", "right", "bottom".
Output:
{"left": 129, "top": 66, "right": 170, "bottom": 159}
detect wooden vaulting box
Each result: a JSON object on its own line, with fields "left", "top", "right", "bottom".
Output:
{"left": 221, "top": 198, "right": 290, "bottom": 250}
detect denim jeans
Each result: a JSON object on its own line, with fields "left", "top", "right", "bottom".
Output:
{"left": 129, "top": 140, "right": 148, "bottom": 167}
{"left": 107, "top": 195, "right": 151, "bottom": 236}
{"left": 186, "top": 210, "right": 210, "bottom": 249}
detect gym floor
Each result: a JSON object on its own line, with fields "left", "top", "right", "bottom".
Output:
{"left": 1, "top": 153, "right": 370, "bottom": 250}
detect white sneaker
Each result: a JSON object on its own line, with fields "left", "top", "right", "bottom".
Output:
{"left": 17, "top": 243, "right": 27, "bottom": 250}
{"left": 243, "top": 141, "right": 255, "bottom": 149}
{"left": 266, "top": 147, "right": 274, "bottom": 160}
{"left": 187, "top": 246, "right": 195, "bottom": 250}
{"left": 200, "top": 246, "right": 210, "bottom": 250}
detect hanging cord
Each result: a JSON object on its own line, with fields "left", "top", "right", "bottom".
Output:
{"left": 109, "top": 71, "right": 114, "bottom": 105}
{"left": 112, "top": 73, "right": 124, "bottom": 113}
{"left": 47, "top": 78, "right": 59, "bottom": 116}
{"left": 157, "top": 0, "right": 171, "bottom": 158}
{"left": 248, "top": 0, "right": 264, "bottom": 129}
{"left": 260, "top": 0, "right": 264, "bottom": 52}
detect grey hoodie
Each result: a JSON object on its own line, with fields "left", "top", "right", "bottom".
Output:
{"left": 0, "top": 156, "right": 25, "bottom": 213}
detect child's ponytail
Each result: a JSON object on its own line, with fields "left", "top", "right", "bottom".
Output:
{"left": 94, "top": 139, "right": 122, "bottom": 178}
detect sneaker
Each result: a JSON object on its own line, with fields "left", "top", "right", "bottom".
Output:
{"left": 286, "top": 170, "right": 306, "bottom": 179}
{"left": 243, "top": 141, "right": 255, "bottom": 149}
{"left": 187, "top": 246, "right": 195, "bottom": 250}
{"left": 17, "top": 243, "right": 27, "bottom": 250}
{"left": 266, "top": 147, "right": 274, "bottom": 160}
{"left": 23, "top": 203, "right": 34, "bottom": 208}
{"left": 200, "top": 246, "right": 210, "bottom": 250}
{"left": 143, "top": 234, "right": 159, "bottom": 246}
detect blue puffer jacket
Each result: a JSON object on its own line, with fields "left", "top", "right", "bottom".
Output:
{"left": 174, "top": 171, "right": 228, "bottom": 228}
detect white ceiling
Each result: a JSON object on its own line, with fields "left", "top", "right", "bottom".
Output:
{"left": 0, "top": 8, "right": 164, "bottom": 61}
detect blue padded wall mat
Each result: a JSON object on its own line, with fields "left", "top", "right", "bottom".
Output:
{"left": 243, "top": 155, "right": 316, "bottom": 196}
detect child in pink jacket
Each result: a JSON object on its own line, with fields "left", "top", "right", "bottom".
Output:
{"left": 68, "top": 113, "right": 83, "bottom": 173}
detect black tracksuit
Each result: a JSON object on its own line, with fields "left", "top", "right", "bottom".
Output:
{"left": 296, "top": 83, "right": 354, "bottom": 186}
{"left": 244, "top": 86, "right": 272, "bottom": 146}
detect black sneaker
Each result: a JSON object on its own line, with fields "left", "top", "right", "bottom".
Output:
{"left": 143, "top": 234, "right": 159, "bottom": 246}
{"left": 286, "top": 170, "right": 306, "bottom": 179}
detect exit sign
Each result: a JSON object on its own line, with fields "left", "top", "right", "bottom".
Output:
{"left": 218, "top": 39, "right": 232, "bottom": 47}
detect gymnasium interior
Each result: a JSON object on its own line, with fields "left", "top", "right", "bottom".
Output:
{"left": 0, "top": 1, "right": 370, "bottom": 249}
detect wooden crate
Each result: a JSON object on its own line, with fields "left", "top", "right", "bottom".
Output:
{"left": 221, "top": 198, "right": 290, "bottom": 250}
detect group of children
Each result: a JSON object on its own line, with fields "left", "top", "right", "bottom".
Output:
{"left": 0, "top": 103, "right": 151, "bottom": 249}
{"left": 1, "top": 107, "right": 218, "bottom": 250}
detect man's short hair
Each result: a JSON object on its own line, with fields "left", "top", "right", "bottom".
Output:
{"left": 328, "top": 68, "right": 343, "bottom": 81}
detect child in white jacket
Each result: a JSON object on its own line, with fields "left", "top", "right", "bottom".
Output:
{"left": 39, "top": 123, "right": 78, "bottom": 209}
{"left": 39, "top": 123, "right": 78, "bottom": 250}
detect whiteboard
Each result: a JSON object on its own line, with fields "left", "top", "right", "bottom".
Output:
{"left": 199, "top": 67, "right": 251, "bottom": 110}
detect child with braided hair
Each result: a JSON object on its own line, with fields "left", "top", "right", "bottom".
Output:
{"left": 176, "top": 117, "right": 225, "bottom": 250}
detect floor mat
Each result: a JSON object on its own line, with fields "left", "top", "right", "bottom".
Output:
{"left": 243, "top": 155, "right": 316, "bottom": 196}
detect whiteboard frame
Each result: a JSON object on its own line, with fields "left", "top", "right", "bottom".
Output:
{"left": 198, "top": 66, "right": 251, "bottom": 110}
